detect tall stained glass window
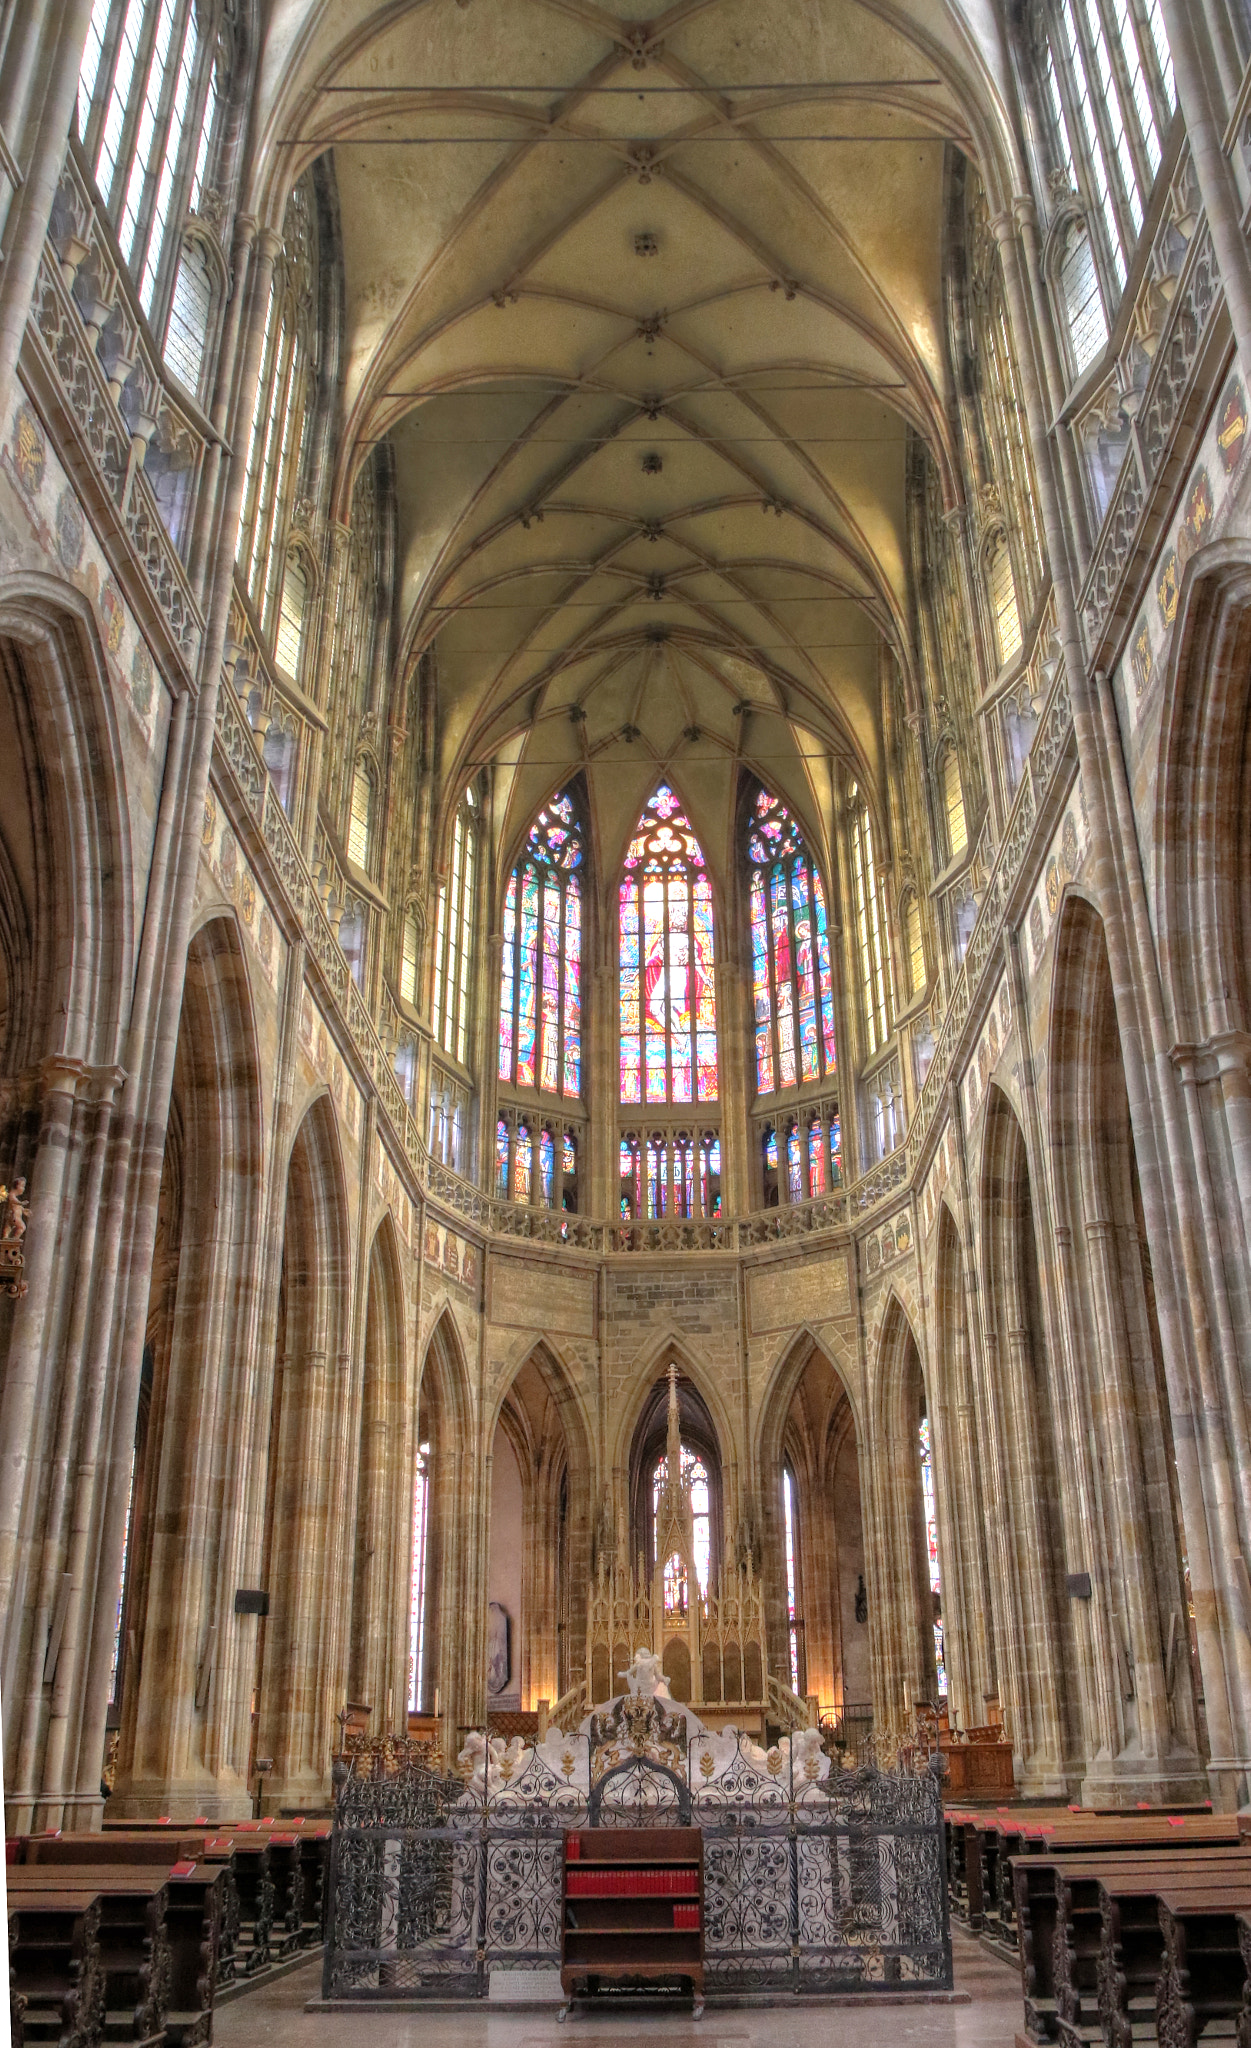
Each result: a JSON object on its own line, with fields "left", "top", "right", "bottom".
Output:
{"left": 848, "top": 785, "right": 893, "bottom": 1057}
{"left": 408, "top": 1441, "right": 430, "bottom": 1713}
{"left": 919, "top": 1416, "right": 947, "bottom": 1697}
{"left": 499, "top": 792, "right": 582, "bottom": 1095}
{"left": 748, "top": 788, "right": 838, "bottom": 1094}
{"left": 620, "top": 785, "right": 717, "bottom": 1104}
{"left": 432, "top": 800, "right": 476, "bottom": 1066}
{"left": 783, "top": 1467, "right": 802, "bottom": 1694}
{"left": 652, "top": 1446, "right": 711, "bottom": 1615}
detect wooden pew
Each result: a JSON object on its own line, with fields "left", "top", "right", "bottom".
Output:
{"left": 8, "top": 1872, "right": 168, "bottom": 2045}
{"left": 1155, "top": 1886, "right": 1251, "bottom": 2048}
{"left": 1009, "top": 1846, "right": 1251, "bottom": 2046}
{"left": 1004, "top": 1816, "right": 1243, "bottom": 1964}
{"left": 8, "top": 1888, "right": 106, "bottom": 2048}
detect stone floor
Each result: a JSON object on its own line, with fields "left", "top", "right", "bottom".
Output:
{"left": 211, "top": 1928, "right": 1024, "bottom": 2045}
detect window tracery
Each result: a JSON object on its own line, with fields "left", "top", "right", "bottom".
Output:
{"left": 236, "top": 176, "right": 315, "bottom": 640}
{"left": 847, "top": 785, "right": 893, "bottom": 1059}
{"left": 651, "top": 1444, "right": 711, "bottom": 1615}
{"left": 432, "top": 799, "right": 477, "bottom": 1068}
{"left": 79, "top": 0, "right": 216, "bottom": 321}
{"left": 1034, "top": 0, "right": 1175, "bottom": 302}
{"left": 620, "top": 785, "right": 717, "bottom": 1106}
{"left": 747, "top": 788, "right": 838, "bottom": 1096}
{"left": 499, "top": 791, "right": 582, "bottom": 1098}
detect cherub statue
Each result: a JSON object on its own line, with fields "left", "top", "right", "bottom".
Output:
{"left": 618, "top": 1648, "right": 671, "bottom": 1701}
{"left": 0, "top": 1177, "right": 28, "bottom": 1243}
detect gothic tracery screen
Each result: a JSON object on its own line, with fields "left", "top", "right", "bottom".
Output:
{"left": 499, "top": 791, "right": 582, "bottom": 1096}
{"left": 620, "top": 786, "right": 717, "bottom": 1105}
{"left": 748, "top": 789, "right": 838, "bottom": 1094}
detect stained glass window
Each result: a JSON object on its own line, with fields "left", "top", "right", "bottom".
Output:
{"left": 620, "top": 785, "right": 718, "bottom": 1104}
{"left": 652, "top": 1446, "right": 711, "bottom": 1615}
{"left": 408, "top": 1440, "right": 430, "bottom": 1713}
{"left": 513, "top": 1122, "right": 532, "bottom": 1196}
{"left": 500, "top": 791, "right": 582, "bottom": 1096}
{"left": 109, "top": 1442, "right": 138, "bottom": 1703}
{"left": 848, "top": 786, "right": 893, "bottom": 1057}
{"left": 783, "top": 1468, "right": 802, "bottom": 1694}
{"left": 495, "top": 1118, "right": 510, "bottom": 1197}
{"left": 748, "top": 788, "right": 839, "bottom": 1095}
{"left": 539, "top": 1128, "right": 555, "bottom": 1204}
{"left": 919, "top": 1416, "right": 947, "bottom": 1697}
{"left": 432, "top": 802, "right": 476, "bottom": 1066}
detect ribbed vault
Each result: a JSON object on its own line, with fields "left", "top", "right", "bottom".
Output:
{"left": 257, "top": 0, "right": 1014, "bottom": 867}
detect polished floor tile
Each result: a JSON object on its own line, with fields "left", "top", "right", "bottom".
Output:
{"left": 211, "top": 1929, "right": 1024, "bottom": 2045}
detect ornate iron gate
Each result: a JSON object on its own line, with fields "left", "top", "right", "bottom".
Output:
{"left": 323, "top": 1734, "right": 952, "bottom": 2000}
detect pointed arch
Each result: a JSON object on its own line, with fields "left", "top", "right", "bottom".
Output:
{"left": 932, "top": 1200, "right": 997, "bottom": 1732}
{"left": 865, "top": 1293, "right": 939, "bottom": 1729}
{"left": 256, "top": 1090, "right": 353, "bottom": 1805}
{"left": 109, "top": 912, "right": 266, "bottom": 1814}
{"left": 412, "top": 1305, "right": 478, "bottom": 1729}
{"left": 1047, "top": 894, "right": 1206, "bottom": 1798}
{"left": 489, "top": 1340, "right": 595, "bottom": 1711}
{"left": 349, "top": 1212, "right": 410, "bottom": 1724}
{"left": 758, "top": 1329, "right": 867, "bottom": 1715}
{"left": 979, "top": 1082, "right": 1075, "bottom": 1792}
{"left": 619, "top": 782, "right": 718, "bottom": 1107}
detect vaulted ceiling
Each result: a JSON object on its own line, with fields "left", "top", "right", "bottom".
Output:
{"left": 258, "top": 0, "right": 1015, "bottom": 878}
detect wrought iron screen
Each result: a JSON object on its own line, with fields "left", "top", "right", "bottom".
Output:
{"left": 323, "top": 1733, "right": 952, "bottom": 1999}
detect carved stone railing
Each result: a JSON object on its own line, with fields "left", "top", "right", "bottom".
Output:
{"left": 903, "top": 663, "right": 1075, "bottom": 1182}
{"left": 29, "top": 242, "right": 203, "bottom": 669}
{"left": 1080, "top": 162, "right": 1223, "bottom": 654}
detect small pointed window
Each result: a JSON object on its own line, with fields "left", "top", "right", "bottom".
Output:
{"left": 400, "top": 909, "right": 419, "bottom": 1006}
{"left": 348, "top": 761, "right": 374, "bottom": 871}
{"left": 906, "top": 894, "right": 926, "bottom": 999}
{"left": 1058, "top": 220, "right": 1108, "bottom": 377}
{"left": 275, "top": 550, "right": 308, "bottom": 679}
{"left": 942, "top": 748, "right": 967, "bottom": 861}
{"left": 164, "top": 238, "right": 213, "bottom": 397}
{"left": 847, "top": 785, "right": 893, "bottom": 1057}
{"left": 432, "top": 801, "right": 477, "bottom": 1066}
{"left": 987, "top": 532, "right": 1022, "bottom": 666}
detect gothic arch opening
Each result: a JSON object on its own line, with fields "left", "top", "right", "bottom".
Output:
{"left": 981, "top": 1086, "right": 1075, "bottom": 1793}
{"left": 488, "top": 1347, "right": 593, "bottom": 1720}
{"left": 1049, "top": 894, "right": 1206, "bottom": 1798}
{"left": 257, "top": 1094, "right": 352, "bottom": 1805}
{"left": 109, "top": 914, "right": 264, "bottom": 1817}
{"left": 759, "top": 1341, "right": 868, "bottom": 1721}
{"left": 349, "top": 1217, "right": 409, "bottom": 1731}
{"left": 932, "top": 1203, "right": 998, "bottom": 1732}
{"left": 411, "top": 1310, "right": 476, "bottom": 1735}
{"left": 869, "top": 1299, "right": 943, "bottom": 1735}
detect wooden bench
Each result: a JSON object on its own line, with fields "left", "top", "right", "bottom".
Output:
{"left": 1002, "top": 1816, "right": 1242, "bottom": 1962}
{"left": 8, "top": 1887, "right": 107, "bottom": 2047}
{"left": 1009, "top": 1845, "right": 1251, "bottom": 2046}
{"left": 9, "top": 1870, "right": 169, "bottom": 2045}
{"left": 1155, "top": 1886, "right": 1251, "bottom": 2048}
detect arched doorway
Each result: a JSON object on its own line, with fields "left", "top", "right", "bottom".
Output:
{"left": 868, "top": 1300, "right": 944, "bottom": 1737}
